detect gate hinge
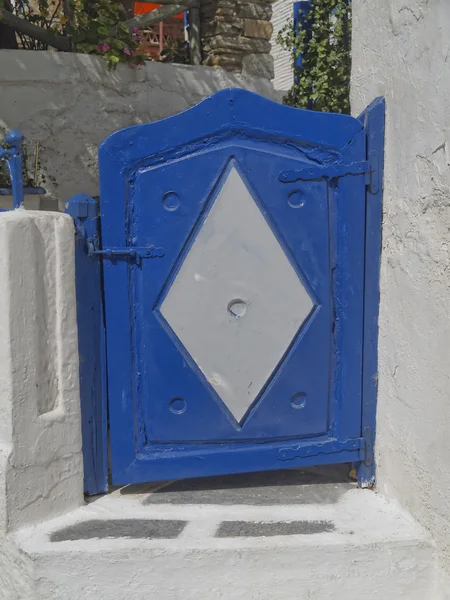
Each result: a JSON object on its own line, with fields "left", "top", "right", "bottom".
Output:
{"left": 278, "top": 154, "right": 380, "bottom": 193}
{"left": 366, "top": 149, "right": 380, "bottom": 194}
{"left": 277, "top": 438, "right": 364, "bottom": 462}
{"left": 87, "top": 242, "right": 165, "bottom": 263}
{"left": 278, "top": 161, "right": 370, "bottom": 183}
{"left": 362, "top": 426, "right": 374, "bottom": 467}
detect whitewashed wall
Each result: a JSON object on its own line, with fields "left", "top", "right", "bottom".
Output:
{"left": 270, "top": 0, "right": 294, "bottom": 92}
{"left": 351, "top": 0, "right": 450, "bottom": 590}
{"left": 0, "top": 210, "right": 83, "bottom": 533}
{"left": 0, "top": 51, "right": 276, "bottom": 212}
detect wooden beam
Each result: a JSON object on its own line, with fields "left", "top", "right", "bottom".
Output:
{"left": 0, "top": 10, "right": 71, "bottom": 51}
{"left": 0, "top": 0, "right": 200, "bottom": 53}
{"left": 125, "top": 3, "right": 188, "bottom": 29}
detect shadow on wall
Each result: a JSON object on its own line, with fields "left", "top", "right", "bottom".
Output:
{"left": 0, "top": 50, "right": 277, "bottom": 211}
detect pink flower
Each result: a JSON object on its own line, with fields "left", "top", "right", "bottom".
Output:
{"left": 123, "top": 48, "right": 132, "bottom": 56}
{"left": 101, "top": 43, "right": 110, "bottom": 52}
{"left": 132, "top": 26, "right": 139, "bottom": 33}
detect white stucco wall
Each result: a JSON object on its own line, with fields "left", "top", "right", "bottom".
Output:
{"left": 0, "top": 51, "right": 277, "bottom": 211}
{"left": 0, "top": 210, "right": 83, "bottom": 533}
{"left": 270, "top": 0, "right": 294, "bottom": 92}
{"left": 351, "top": 0, "right": 450, "bottom": 586}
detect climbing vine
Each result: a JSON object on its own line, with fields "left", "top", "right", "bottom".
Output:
{"left": 277, "top": 0, "right": 351, "bottom": 114}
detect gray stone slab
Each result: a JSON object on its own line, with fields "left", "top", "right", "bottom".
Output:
{"left": 50, "top": 519, "right": 186, "bottom": 542}
{"left": 133, "top": 465, "right": 354, "bottom": 506}
{"left": 216, "top": 520, "right": 335, "bottom": 538}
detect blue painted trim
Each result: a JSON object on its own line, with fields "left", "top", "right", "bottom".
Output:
{"left": 331, "top": 129, "right": 367, "bottom": 442}
{"left": 116, "top": 437, "right": 363, "bottom": 485}
{"left": 99, "top": 88, "right": 363, "bottom": 168}
{"left": 0, "top": 186, "right": 46, "bottom": 196}
{"left": 66, "top": 194, "right": 108, "bottom": 495}
{"left": 357, "top": 97, "right": 386, "bottom": 487}
{"left": 0, "top": 130, "right": 25, "bottom": 209}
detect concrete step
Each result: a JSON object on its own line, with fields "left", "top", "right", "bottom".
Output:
{"left": 8, "top": 468, "right": 438, "bottom": 600}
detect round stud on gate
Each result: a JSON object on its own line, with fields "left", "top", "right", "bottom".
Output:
{"left": 290, "top": 392, "right": 307, "bottom": 409}
{"left": 287, "top": 189, "right": 305, "bottom": 209}
{"left": 169, "top": 397, "right": 186, "bottom": 415}
{"left": 227, "top": 299, "right": 247, "bottom": 318}
{"left": 162, "top": 191, "right": 180, "bottom": 212}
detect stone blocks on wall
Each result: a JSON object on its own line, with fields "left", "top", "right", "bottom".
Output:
{"left": 201, "top": 0, "right": 275, "bottom": 79}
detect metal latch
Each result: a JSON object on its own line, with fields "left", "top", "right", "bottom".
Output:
{"left": 87, "top": 242, "right": 165, "bottom": 263}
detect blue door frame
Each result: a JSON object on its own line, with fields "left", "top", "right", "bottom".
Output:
{"left": 67, "top": 89, "right": 384, "bottom": 495}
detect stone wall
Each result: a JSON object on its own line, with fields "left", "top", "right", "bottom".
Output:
{"left": 351, "top": 0, "right": 450, "bottom": 591}
{"left": 0, "top": 50, "right": 277, "bottom": 211}
{"left": 200, "top": 0, "right": 275, "bottom": 79}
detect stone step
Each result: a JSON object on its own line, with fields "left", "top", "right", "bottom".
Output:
{"left": 8, "top": 468, "right": 438, "bottom": 600}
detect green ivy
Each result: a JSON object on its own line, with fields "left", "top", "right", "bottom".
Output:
{"left": 277, "top": 0, "right": 351, "bottom": 114}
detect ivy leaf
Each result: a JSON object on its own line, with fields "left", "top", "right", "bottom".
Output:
{"left": 276, "top": 0, "right": 351, "bottom": 114}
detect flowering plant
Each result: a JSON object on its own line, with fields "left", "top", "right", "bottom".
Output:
{"left": 72, "top": 0, "right": 146, "bottom": 69}
{"left": 0, "top": 0, "right": 146, "bottom": 69}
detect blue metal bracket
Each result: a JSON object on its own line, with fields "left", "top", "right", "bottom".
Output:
{"left": 362, "top": 426, "right": 373, "bottom": 468}
{"left": 66, "top": 195, "right": 165, "bottom": 264}
{"left": 277, "top": 438, "right": 364, "bottom": 461}
{"left": 357, "top": 96, "right": 386, "bottom": 488}
{"left": 89, "top": 245, "right": 165, "bottom": 262}
{"left": 278, "top": 161, "right": 370, "bottom": 183}
{"left": 0, "top": 186, "right": 46, "bottom": 196}
{"left": 278, "top": 154, "right": 381, "bottom": 192}
{"left": 66, "top": 193, "right": 108, "bottom": 495}
{"left": 0, "top": 130, "right": 25, "bottom": 209}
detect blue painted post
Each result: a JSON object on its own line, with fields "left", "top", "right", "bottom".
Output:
{"left": 5, "top": 130, "right": 25, "bottom": 209}
{"left": 66, "top": 194, "right": 108, "bottom": 495}
{"left": 357, "top": 97, "right": 386, "bottom": 488}
{"left": 0, "top": 130, "right": 25, "bottom": 209}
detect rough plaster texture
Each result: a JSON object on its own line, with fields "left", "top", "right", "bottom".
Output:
{"left": 0, "top": 51, "right": 277, "bottom": 211}
{"left": 9, "top": 487, "right": 438, "bottom": 599}
{"left": 0, "top": 210, "right": 83, "bottom": 534}
{"left": 351, "top": 0, "right": 450, "bottom": 591}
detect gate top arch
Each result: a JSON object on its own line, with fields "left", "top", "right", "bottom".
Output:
{"left": 98, "top": 88, "right": 363, "bottom": 181}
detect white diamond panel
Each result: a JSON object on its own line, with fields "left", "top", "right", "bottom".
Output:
{"left": 160, "top": 166, "right": 314, "bottom": 423}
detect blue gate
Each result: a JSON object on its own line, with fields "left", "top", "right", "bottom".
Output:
{"left": 68, "top": 89, "right": 384, "bottom": 494}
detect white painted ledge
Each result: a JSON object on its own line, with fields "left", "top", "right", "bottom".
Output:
{"left": 9, "top": 487, "right": 439, "bottom": 600}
